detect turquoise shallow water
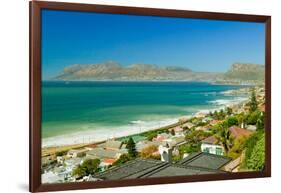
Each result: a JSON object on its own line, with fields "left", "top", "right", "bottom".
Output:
{"left": 42, "top": 81, "right": 246, "bottom": 141}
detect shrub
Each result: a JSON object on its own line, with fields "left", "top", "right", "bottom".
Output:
{"left": 72, "top": 158, "right": 100, "bottom": 178}
{"left": 140, "top": 145, "right": 158, "bottom": 159}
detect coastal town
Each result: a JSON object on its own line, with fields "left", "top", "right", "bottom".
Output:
{"left": 41, "top": 86, "right": 265, "bottom": 184}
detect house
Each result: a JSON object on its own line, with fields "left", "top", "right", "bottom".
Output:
{"left": 56, "top": 156, "right": 64, "bottom": 164}
{"left": 229, "top": 126, "right": 252, "bottom": 139}
{"left": 222, "top": 156, "right": 242, "bottom": 172}
{"left": 169, "top": 127, "right": 184, "bottom": 136}
{"left": 67, "top": 148, "right": 89, "bottom": 158}
{"left": 202, "top": 117, "right": 213, "bottom": 123}
{"left": 86, "top": 148, "right": 127, "bottom": 160}
{"left": 64, "top": 157, "right": 83, "bottom": 171}
{"left": 104, "top": 140, "right": 123, "bottom": 150}
{"left": 246, "top": 125, "right": 257, "bottom": 131}
{"left": 201, "top": 136, "right": 224, "bottom": 156}
{"left": 195, "top": 125, "right": 211, "bottom": 132}
{"left": 153, "top": 133, "right": 171, "bottom": 142}
{"left": 167, "top": 136, "right": 186, "bottom": 147}
{"left": 42, "top": 171, "right": 65, "bottom": 184}
{"left": 209, "top": 120, "right": 223, "bottom": 126}
{"left": 100, "top": 158, "right": 116, "bottom": 171}
{"left": 136, "top": 140, "right": 168, "bottom": 152}
{"left": 95, "top": 152, "right": 231, "bottom": 180}
{"left": 182, "top": 122, "right": 195, "bottom": 129}
{"left": 195, "top": 112, "right": 208, "bottom": 118}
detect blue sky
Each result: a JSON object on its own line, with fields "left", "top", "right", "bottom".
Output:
{"left": 41, "top": 9, "right": 265, "bottom": 79}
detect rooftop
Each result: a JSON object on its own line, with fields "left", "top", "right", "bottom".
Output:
{"left": 229, "top": 126, "right": 252, "bottom": 138}
{"left": 86, "top": 148, "right": 127, "bottom": 159}
{"left": 177, "top": 152, "right": 231, "bottom": 170}
{"left": 95, "top": 152, "right": 231, "bottom": 180}
{"left": 201, "top": 136, "right": 218, "bottom": 145}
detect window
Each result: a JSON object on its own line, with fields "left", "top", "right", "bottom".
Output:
{"left": 216, "top": 147, "right": 223, "bottom": 155}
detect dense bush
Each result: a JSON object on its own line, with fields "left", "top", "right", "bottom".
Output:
{"left": 140, "top": 145, "right": 158, "bottom": 159}
{"left": 245, "top": 133, "right": 265, "bottom": 170}
{"left": 72, "top": 158, "right": 100, "bottom": 178}
{"left": 112, "top": 154, "right": 131, "bottom": 166}
{"left": 242, "top": 130, "right": 265, "bottom": 171}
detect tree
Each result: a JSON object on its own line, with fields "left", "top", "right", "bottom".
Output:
{"left": 178, "top": 144, "right": 200, "bottom": 156}
{"left": 246, "top": 110, "right": 261, "bottom": 125}
{"left": 219, "top": 109, "right": 226, "bottom": 120}
{"left": 55, "top": 150, "right": 67, "bottom": 157}
{"left": 146, "top": 132, "right": 157, "bottom": 141}
{"left": 113, "top": 154, "right": 130, "bottom": 166}
{"left": 216, "top": 125, "right": 234, "bottom": 154}
{"left": 140, "top": 145, "right": 158, "bottom": 159}
{"left": 249, "top": 88, "right": 258, "bottom": 112}
{"left": 237, "top": 113, "right": 246, "bottom": 128}
{"left": 126, "top": 137, "right": 137, "bottom": 158}
{"left": 226, "top": 116, "right": 238, "bottom": 127}
{"left": 170, "top": 129, "right": 175, "bottom": 136}
{"left": 227, "top": 136, "right": 247, "bottom": 159}
{"left": 226, "top": 107, "right": 233, "bottom": 116}
{"left": 256, "top": 113, "right": 265, "bottom": 130}
{"left": 72, "top": 165, "right": 86, "bottom": 178}
{"left": 72, "top": 159, "right": 100, "bottom": 178}
{"left": 185, "top": 130, "right": 209, "bottom": 144}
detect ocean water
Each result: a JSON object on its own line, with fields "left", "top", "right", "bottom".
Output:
{"left": 42, "top": 81, "right": 247, "bottom": 147}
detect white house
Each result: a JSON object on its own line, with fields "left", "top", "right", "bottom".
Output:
{"left": 67, "top": 148, "right": 89, "bottom": 158}
{"left": 200, "top": 136, "right": 224, "bottom": 156}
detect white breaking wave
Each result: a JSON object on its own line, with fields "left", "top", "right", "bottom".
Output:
{"left": 209, "top": 97, "right": 248, "bottom": 106}
{"left": 42, "top": 118, "right": 178, "bottom": 148}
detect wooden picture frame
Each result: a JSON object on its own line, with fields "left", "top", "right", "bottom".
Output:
{"left": 30, "top": 1, "right": 271, "bottom": 192}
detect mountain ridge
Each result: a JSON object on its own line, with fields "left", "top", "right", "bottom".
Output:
{"left": 52, "top": 62, "right": 264, "bottom": 85}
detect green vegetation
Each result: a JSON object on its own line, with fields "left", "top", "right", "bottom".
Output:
{"left": 72, "top": 159, "right": 100, "bottom": 178}
{"left": 178, "top": 143, "right": 200, "bottom": 156}
{"left": 210, "top": 109, "right": 226, "bottom": 120}
{"left": 226, "top": 116, "right": 238, "bottom": 127}
{"left": 185, "top": 129, "right": 211, "bottom": 144}
{"left": 241, "top": 130, "right": 265, "bottom": 171}
{"left": 226, "top": 107, "right": 233, "bottom": 116}
{"left": 140, "top": 145, "right": 158, "bottom": 159}
{"left": 245, "top": 134, "right": 265, "bottom": 170}
{"left": 256, "top": 113, "right": 265, "bottom": 130}
{"left": 215, "top": 125, "right": 234, "bottom": 154}
{"left": 249, "top": 88, "right": 258, "bottom": 112}
{"left": 126, "top": 137, "right": 137, "bottom": 158}
{"left": 55, "top": 150, "right": 67, "bottom": 157}
{"left": 246, "top": 110, "right": 261, "bottom": 125}
{"left": 112, "top": 154, "right": 131, "bottom": 167}
{"left": 227, "top": 136, "right": 247, "bottom": 159}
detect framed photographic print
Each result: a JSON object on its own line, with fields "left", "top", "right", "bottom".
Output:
{"left": 30, "top": 1, "right": 271, "bottom": 192}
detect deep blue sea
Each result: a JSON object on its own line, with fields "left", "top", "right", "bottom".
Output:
{"left": 42, "top": 81, "right": 247, "bottom": 147}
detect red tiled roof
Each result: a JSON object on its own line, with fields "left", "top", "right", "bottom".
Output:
{"left": 229, "top": 126, "right": 252, "bottom": 138}
{"left": 103, "top": 158, "right": 116, "bottom": 164}
{"left": 201, "top": 136, "right": 218, "bottom": 144}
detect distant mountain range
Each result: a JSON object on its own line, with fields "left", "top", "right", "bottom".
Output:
{"left": 52, "top": 61, "right": 265, "bottom": 85}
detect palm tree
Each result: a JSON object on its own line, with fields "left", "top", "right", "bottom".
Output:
{"left": 215, "top": 125, "right": 234, "bottom": 154}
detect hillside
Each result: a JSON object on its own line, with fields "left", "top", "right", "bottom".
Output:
{"left": 54, "top": 61, "right": 219, "bottom": 82}
{"left": 53, "top": 61, "right": 264, "bottom": 85}
{"left": 216, "top": 63, "right": 265, "bottom": 85}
